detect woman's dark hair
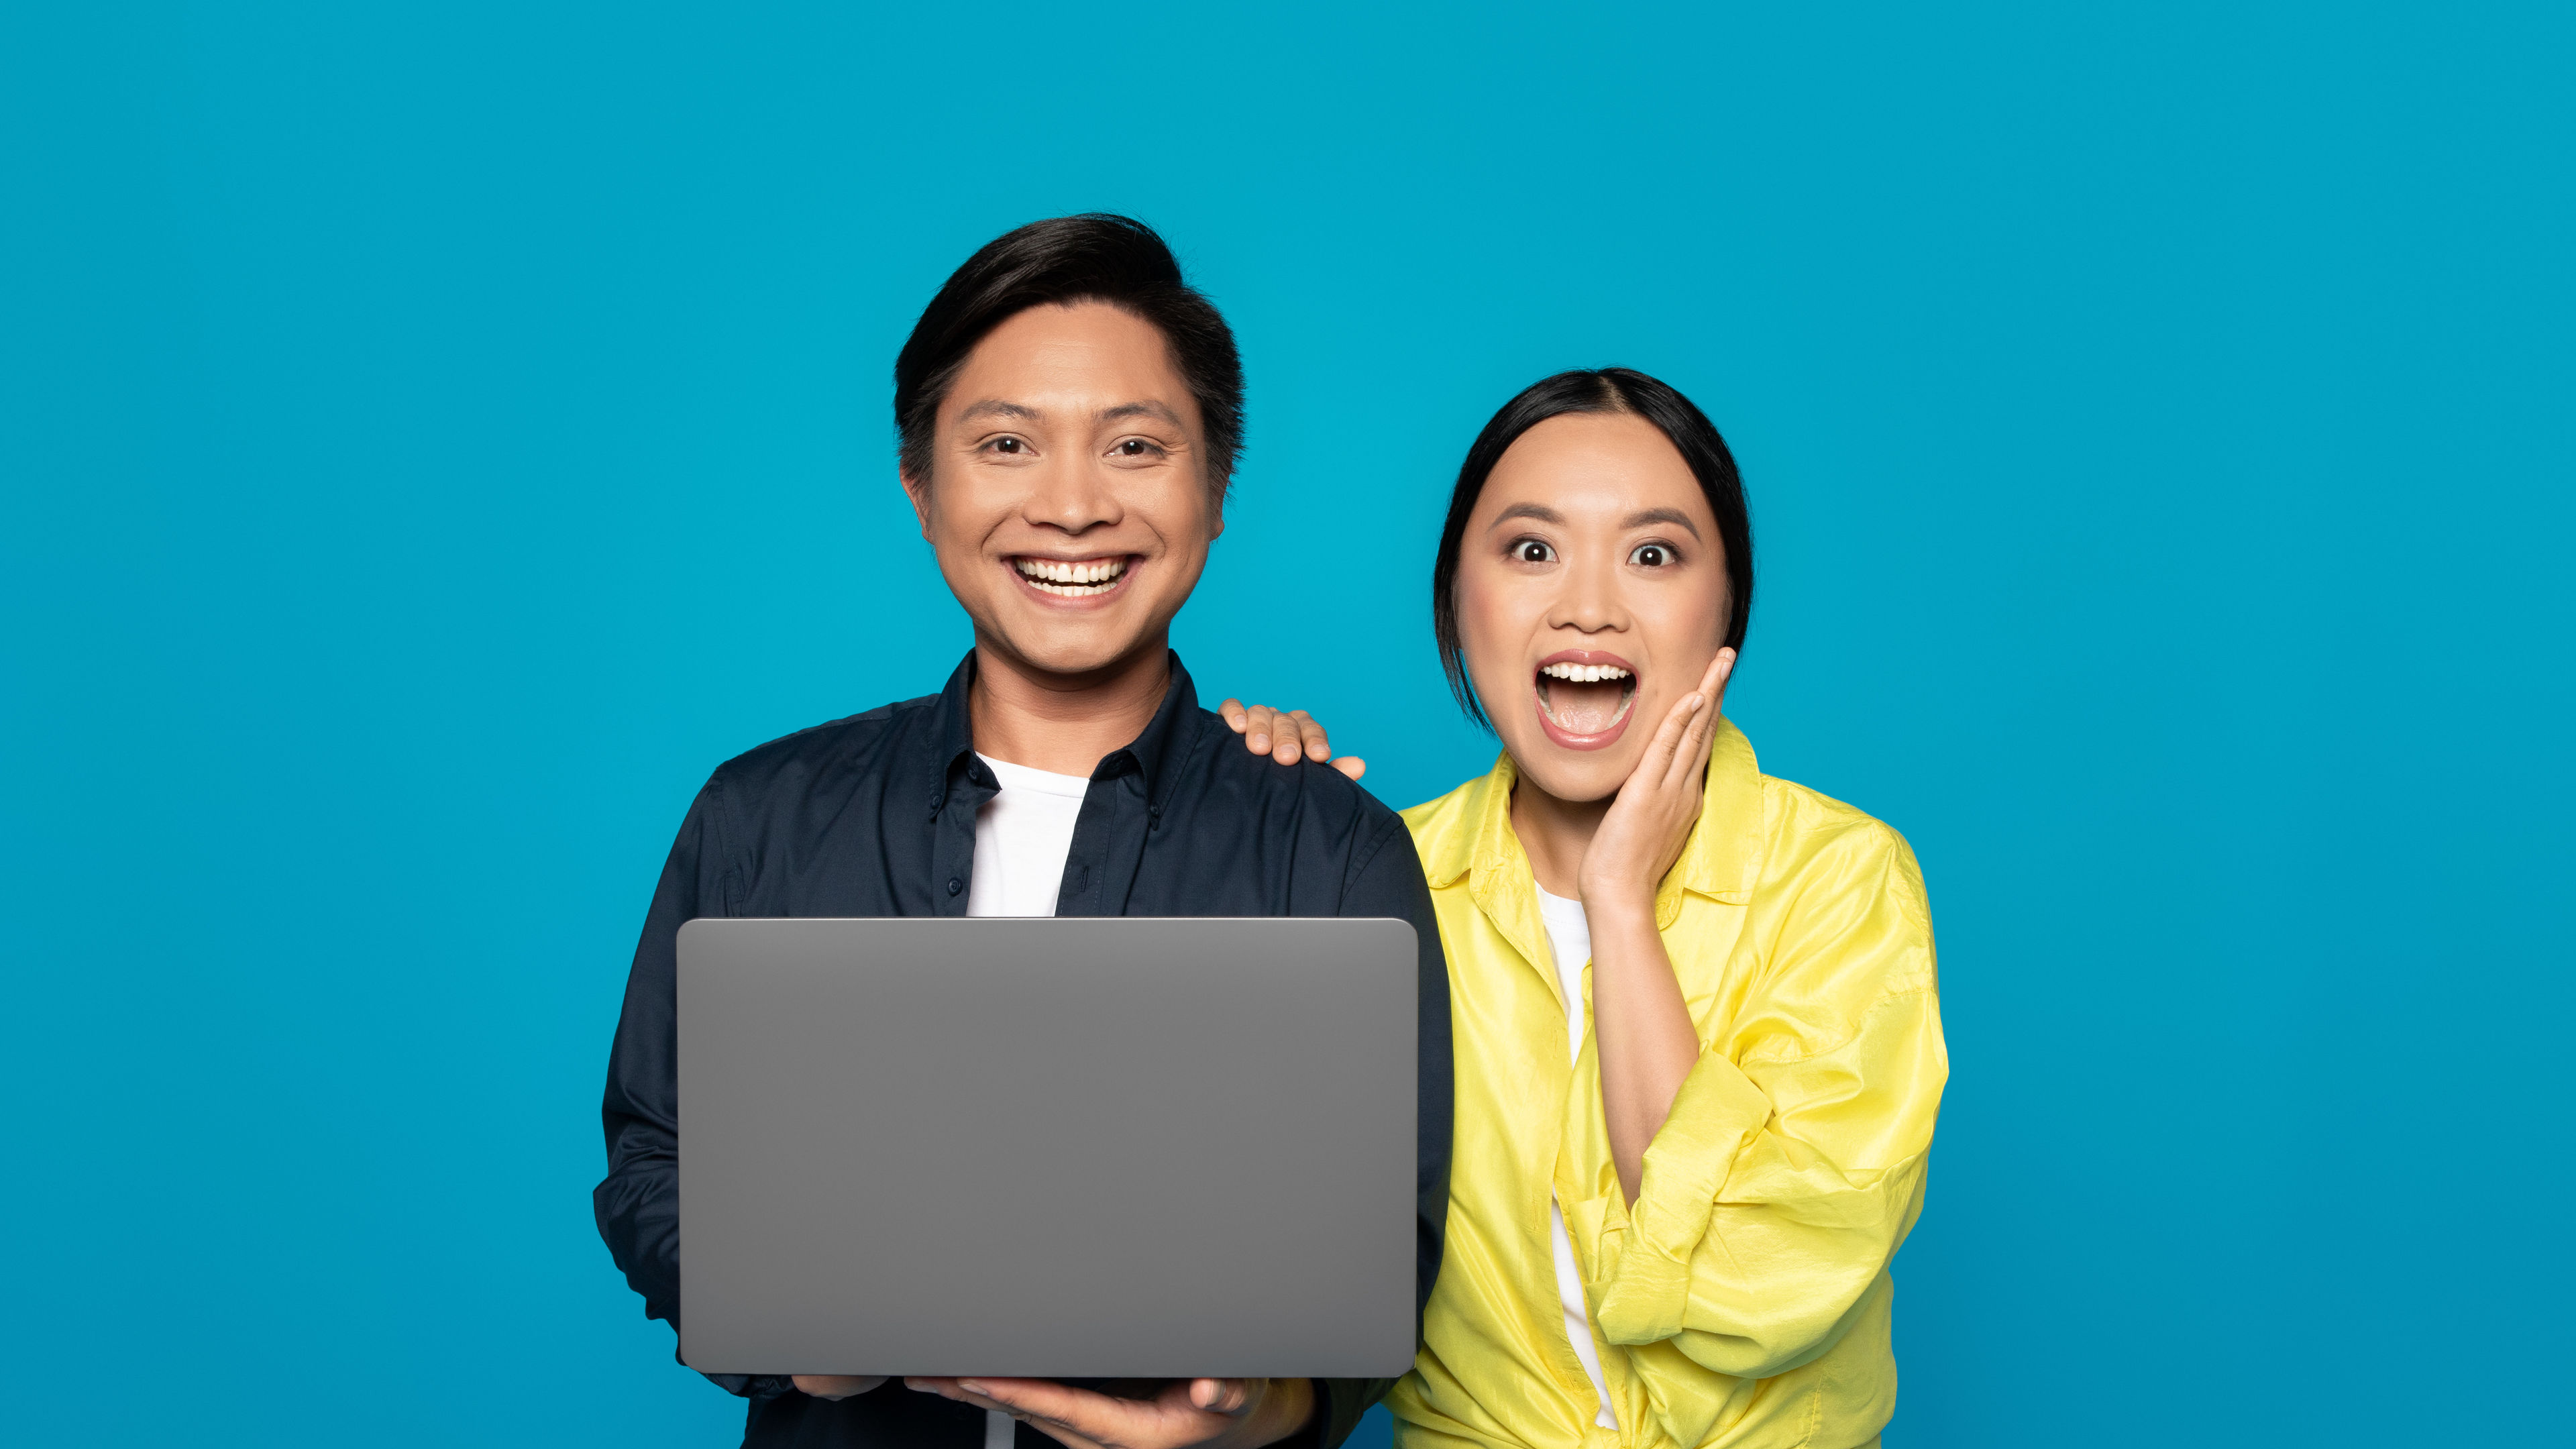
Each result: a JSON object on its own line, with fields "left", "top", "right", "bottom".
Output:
{"left": 893, "top": 214, "right": 1244, "bottom": 494}
{"left": 1431, "top": 367, "right": 1754, "bottom": 729}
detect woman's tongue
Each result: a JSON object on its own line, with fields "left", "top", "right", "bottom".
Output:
{"left": 1540, "top": 677, "right": 1628, "bottom": 735}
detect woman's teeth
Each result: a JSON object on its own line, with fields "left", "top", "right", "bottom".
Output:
{"left": 1015, "top": 557, "right": 1128, "bottom": 596}
{"left": 1538, "top": 662, "right": 1631, "bottom": 683}
{"left": 1536, "top": 661, "right": 1636, "bottom": 735}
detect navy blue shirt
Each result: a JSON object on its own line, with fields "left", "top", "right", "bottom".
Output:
{"left": 596, "top": 651, "right": 1452, "bottom": 1449}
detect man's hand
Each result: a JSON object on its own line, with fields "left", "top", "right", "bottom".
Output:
{"left": 792, "top": 1375, "right": 888, "bottom": 1400}
{"left": 906, "top": 1375, "right": 1316, "bottom": 1449}
{"left": 1216, "top": 700, "right": 1364, "bottom": 781}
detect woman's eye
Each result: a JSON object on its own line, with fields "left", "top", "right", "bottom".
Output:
{"left": 1630, "top": 543, "right": 1672, "bottom": 568}
{"left": 1116, "top": 438, "right": 1155, "bottom": 457}
{"left": 991, "top": 437, "right": 1024, "bottom": 454}
{"left": 1513, "top": 539, "right": 1555, "bottom": 564}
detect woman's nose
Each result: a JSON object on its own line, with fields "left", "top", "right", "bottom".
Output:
{"left": 1548, "top": 557, "right": 1627, "bottom": 633}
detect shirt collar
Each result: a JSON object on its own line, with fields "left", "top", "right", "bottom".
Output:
{"left": 1426, "top": 717, "right": 1766, "bottom": 922}
{"left": 930, "top": 647, "right": 1203, "bottom": 811}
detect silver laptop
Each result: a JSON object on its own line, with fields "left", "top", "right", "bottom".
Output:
{"left": 676, "top": 916, "right": 1419, "bottom": 1379}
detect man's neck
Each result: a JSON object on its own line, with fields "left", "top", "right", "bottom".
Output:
{"left": 967, "top": 633, "right": 1173, "bottom": 778}
{"left": 1509, "top": 775, "right": 1613, "bottom": 900}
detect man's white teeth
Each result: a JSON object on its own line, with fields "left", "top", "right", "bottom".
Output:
{"left": 1016, "top": 557, "right": 1127, "bottom": 594}
{"left": 1538, "top": 662, "right": 1632, "bottom": 683}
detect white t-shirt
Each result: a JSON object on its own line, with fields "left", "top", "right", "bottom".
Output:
{"left": 964, "top": 753, "right": 1091, "bottom": 1448}
{"left": 1536, "top": 885, "right": 1620, "bottom": 1431}
{"left": 965, "top": 755, "right": 1090, "bottom": 918}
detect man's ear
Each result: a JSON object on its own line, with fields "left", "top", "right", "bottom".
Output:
{"left": 902, "top": 470, "right": 933, "bottom": 539}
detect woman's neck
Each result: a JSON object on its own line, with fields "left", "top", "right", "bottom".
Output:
{"left": 1509, "top": 772, "right": 1612, "bottom": 900}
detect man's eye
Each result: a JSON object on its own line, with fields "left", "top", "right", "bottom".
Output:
{"left": 1514, "top": 539, "right": 1554, "bottom": 564}
{"left": 1630, "top": 543, "right": 1672, "bottom": 568}
{"left": 1116, "top": 438, "right": 1154, "bottom": 457}
{"left": 991, "top": 437, "right": 1024, "bottom": 454}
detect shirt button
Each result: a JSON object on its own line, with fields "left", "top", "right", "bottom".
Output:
{"left": 946, "top": 877, "right": 963, "bottom": 896}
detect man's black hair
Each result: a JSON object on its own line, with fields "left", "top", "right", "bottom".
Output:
{"left": 1430, "top": 367, "right": 1756, "bottom": 730}
{"left": 893, "top": 214, "right": 1244, "bottom": 494}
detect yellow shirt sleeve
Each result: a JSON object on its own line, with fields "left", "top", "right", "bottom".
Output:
{"left": 1573, "top": 820, "right": 1946, "bottom": 1381}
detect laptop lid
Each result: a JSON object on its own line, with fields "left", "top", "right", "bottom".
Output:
{"left": 676, "top": 916, "right": 1419, "bottom": 1378}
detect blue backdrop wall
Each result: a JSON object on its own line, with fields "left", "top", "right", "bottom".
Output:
{"left": 5, "top": 4, "right": 2569, "bottom": 1444}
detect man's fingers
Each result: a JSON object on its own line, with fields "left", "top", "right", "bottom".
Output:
{"left": 910, "top": 1377, "right": 1077, "bottom": 1428}
{"left": 793, "top": 1374, "right": 885, "bottom": 1401}
{"left": 1331, "top": 755, "right": 1366, "bottom": 782}
{"left": 1191, "top": 1377, "right": 1259, "bottom": 1413}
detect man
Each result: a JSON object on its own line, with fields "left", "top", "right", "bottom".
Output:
{"left": 594, "top": 215, "right": 1452, "bottom": 1449}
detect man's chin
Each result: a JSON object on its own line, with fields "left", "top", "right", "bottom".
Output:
{"left": 976, "top": 619, "right": 1171, "bottom": 685}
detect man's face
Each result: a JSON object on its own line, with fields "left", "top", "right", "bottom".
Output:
{"left": 908, "top": 301, "right": 1221, "bottom": 681}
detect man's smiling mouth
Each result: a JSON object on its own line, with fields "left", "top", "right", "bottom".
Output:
{"left": 1012, "top": 556, "right": 1131, "bottom": 597}
{"left": 1535, "top": 658, "right": 1635, "bottom": 737}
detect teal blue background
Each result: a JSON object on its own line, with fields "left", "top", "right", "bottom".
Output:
{"left": 5, "top": 3, "right": 2569, "bottom": 1444}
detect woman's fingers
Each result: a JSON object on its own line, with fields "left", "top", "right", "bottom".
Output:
{"left": 1668, "top": 649, "right": 1736, "bottom": 788}
{"left": 1218, "top": 701, "right": 1344, "bottom": 766}
{"left": 1282, "top": 710, "right": 1330, "bottom": 765}
{"left": 1330, "top": 755, "right": 1366, "bottom": 782}
{"left": 1640, "top": 680, "right": 1705, "bottom": 782}
{"left": 1226, "top": 701, "right": 1281, "bottom": 755}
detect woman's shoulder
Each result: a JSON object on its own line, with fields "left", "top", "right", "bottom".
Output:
{"left": 1397, "top": 775, "right": 1480, "bottom": 836}
{"left": 1752, "top": 769, "right": 1931, "bottom": 923}
{"left": 1397, "top": 761, "right": 1507, "bottom": 888}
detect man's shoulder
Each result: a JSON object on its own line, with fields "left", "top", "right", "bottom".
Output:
{"left": 1179, "top": 706, "right": 1407, "bottom": 843}
{"left": 703, "top": 692, "right": 946, "bottom": 806}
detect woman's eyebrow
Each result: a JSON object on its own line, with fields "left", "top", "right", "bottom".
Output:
{"left": 1623, "top": 506, "right": 1702, "bottom": 539}
{"left": 1487, "top": 502, "right": 1565, "bottom": 530}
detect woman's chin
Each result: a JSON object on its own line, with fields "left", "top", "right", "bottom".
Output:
{"left": 1499, "top": 725, "right": 1633, "bottom": 806}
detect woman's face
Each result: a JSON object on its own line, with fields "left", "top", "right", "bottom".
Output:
{"left": 1454, "top": 411, "right": 1731, "bottom": 805}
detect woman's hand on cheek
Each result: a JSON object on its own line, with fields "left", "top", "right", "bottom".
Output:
{"left": 1216, "top": 699, "right": 1366, "bottom": 780}
{"left": 1575, "top": 649, "right": 1736, "bottom": 915}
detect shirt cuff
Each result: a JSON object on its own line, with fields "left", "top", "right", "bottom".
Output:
{"left": 1587, "top": 1050, "right": 1773, "bottom": 1343}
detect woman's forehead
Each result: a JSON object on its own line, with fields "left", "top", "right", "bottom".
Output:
{"left": 1478, "top": 413, "right": 1710, "bottom": 526}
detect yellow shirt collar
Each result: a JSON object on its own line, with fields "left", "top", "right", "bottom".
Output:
{"left": 1423, "top": 718, "right": 1766, "bottom": 928}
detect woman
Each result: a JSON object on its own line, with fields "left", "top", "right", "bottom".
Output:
{"left": 1232, "top": 368, "right": 1945, "bottom": 1448}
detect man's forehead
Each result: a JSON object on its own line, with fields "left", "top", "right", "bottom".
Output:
{"left": 951, "top": 396, "right": 1189, "bottom": 428}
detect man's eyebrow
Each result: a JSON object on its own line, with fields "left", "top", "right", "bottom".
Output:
{"left": 1487, "top": 502, "right": 1566, "bottom": 529}
{"left": 1099, "top": 400, "right": 1185, "bottom": 427}
{"left": 955, "top": 398, "right": 1040, "bottom": 424}
{"left": 1623, "top": 506, "right": 1703, "bottom": 539}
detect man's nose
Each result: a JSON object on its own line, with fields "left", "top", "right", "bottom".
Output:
{"left": 1025, "top": 454, "right": 1122, "bottom": 533}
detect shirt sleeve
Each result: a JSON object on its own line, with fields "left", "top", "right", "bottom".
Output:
{"left": 1298, "top": 812, "right": 1454, "bottom": 1449}
{"left": 1576, "top": 822, "right": 1946, "bottom": 1382}
{"left": 592, "top": 774, "right": 788, "bottom": 1400}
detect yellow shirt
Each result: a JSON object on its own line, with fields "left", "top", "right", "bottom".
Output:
{"left": 1388, "top": 721, "right": 1947, "bottom": 1449}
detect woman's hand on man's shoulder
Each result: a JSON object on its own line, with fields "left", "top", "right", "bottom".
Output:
{"left": 1217, "top": 699, "right": 1365, "bottom": 781}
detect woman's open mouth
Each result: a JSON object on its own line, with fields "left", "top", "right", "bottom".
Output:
{"left": 1532, "top": 652, "right": 1637, "bottom": 751}
{"left": 1010, "top": 555, "right": 1134, "bottom": 602}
